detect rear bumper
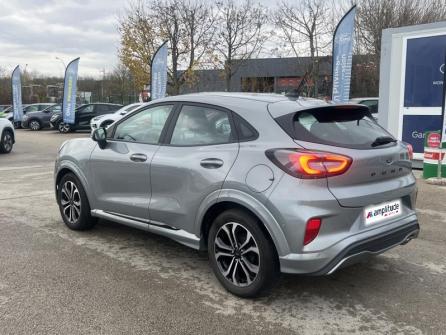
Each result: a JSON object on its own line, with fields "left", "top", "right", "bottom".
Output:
{"left": 279, "top": 215, "right": 419, "bottom": 275}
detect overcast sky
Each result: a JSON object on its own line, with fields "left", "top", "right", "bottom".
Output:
{"left": 0, "top": 0, "right": 125, "bottom": 78}
{"left": 0, "top": 0, "right": 278, "bottom": 79}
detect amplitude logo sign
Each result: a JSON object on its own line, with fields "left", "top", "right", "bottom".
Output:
{"left": 364, "top": 200, "right": 401, "bottom": 225}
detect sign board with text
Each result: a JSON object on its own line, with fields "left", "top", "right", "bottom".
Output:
{"left": 378, "top": 22, "right": 446, "bottom": 160}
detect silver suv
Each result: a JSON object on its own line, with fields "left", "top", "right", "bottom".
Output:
{"left": 54, "top": 93, "right": 419, "bottom": 297}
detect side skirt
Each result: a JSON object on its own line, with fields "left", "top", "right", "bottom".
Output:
{"left": 91, "top": 209, "right": 201, "bottom": 250}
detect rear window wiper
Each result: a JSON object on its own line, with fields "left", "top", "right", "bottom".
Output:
{"left": 371, "top": 136, "right": 397, "bottom": 147}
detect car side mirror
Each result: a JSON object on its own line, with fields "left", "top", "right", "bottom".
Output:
{"left": 92, "top": 127, "right": 107, "bottom": 149}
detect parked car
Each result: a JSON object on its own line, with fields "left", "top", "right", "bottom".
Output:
{"left": 0, "top": 106, "right": 12, "bottom": 118}
{"left": 21, "top": 104, "right": 62, "bottom": 130}
{"left": 50, "top": 103, "right": 123, "bottom": 133}
{"left": 0, "top": 105, "right": 10, "bottom": 112}
{"left": 349, "top": 97, "right": 379, "bottom": 115}
{"left": 5, "top": 105, "right": 27, "bottom": 124}
{"left": 90, "top": 103, "right": 144, "bottom": 131}
{"left": 6, "top": 103, "right": 54, "bottom": 128}
{"left": 54, "top": 93, "right": 419, "bottom": 297}
{"left": 0, "top": 118, "right": 15, "bottom": 153}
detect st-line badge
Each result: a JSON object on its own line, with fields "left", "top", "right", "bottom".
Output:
{"left": 364, "top": 199, "right": 402, "bottom": 225}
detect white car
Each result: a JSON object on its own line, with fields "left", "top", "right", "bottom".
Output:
{"left": 90, "top": 103, "right": 144, "bottom": 131}
{"left": 0, "top": 118, "right": 15, "bottom": 154}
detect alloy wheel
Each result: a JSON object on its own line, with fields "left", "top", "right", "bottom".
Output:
{"left": 59, "top": 123, "right": 70, "bottom": 133}
{"left": 2, "top": 133, "right": 13, "bottom": 152}
{"left": 30, "top": 120, "right": 40, "bottom": 130}
{"left": 214, "top": 222, "right": 260, "bottom": 287}
{"left": 60, "top": 181, "right": 81, "bottom": 224}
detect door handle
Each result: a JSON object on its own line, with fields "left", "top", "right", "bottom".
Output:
{"left": 200, "top": 158, "right": 223, "bottom": 169}
{"left": 130, "top": 153, "right": 148, "bottom": 162}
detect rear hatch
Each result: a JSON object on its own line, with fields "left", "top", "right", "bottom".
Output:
{"left": 271, "top": 104, "right": 414, "bottom": 208}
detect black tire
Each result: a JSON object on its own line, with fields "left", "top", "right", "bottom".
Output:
{"left": 28, "top": 119, "right": 41, "bottom": 131}
{"left": 13, "top": 121, "right": 21, "bottom": 129}
{"left": 100, "top": 120, "right": 113, "bottom": 128}
{"left": 0, "top": 129, "right": 14, "bottom": 154}
{"left": 208, "top": 209, "right": 279, "bottom": 298}
{"left": 57, "top": 173, "right": 96, "bottom": 230}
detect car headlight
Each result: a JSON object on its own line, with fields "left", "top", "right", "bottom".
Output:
{"left": 50, "top": 115, "right": 58, "bottom": 122}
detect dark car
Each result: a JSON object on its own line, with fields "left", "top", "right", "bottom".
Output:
{"left": 21, "top": 104, "right": 62, "bottom": 130}
{"left": 349, "top": 97, "right": 379, "bottom": 115}
{"left": 50, "top": 103, "right": 123, "bottom": 133}
{"left": 7, "top": 103, "right": 54, "bottom": 128}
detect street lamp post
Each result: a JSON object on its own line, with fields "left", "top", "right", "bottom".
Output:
{"left": 55, "top": 57, "right": 66, "bottom": 69}
{"left": 55, "top": 57, "right": 66, "bottom": 78}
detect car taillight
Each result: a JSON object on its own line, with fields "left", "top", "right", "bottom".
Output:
{"left": 266, "top": 149, "right": 352, "bottom": 179}
{"left": 304, "top": 218, "right": 322, "bottom": 245}
{"left": 406, "top": 144, "right": 413, "bottom": 160}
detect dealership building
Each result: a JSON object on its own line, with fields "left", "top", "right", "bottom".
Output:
{"left": 379, "top": 21, "right": 446, "bottom": 159}
{"left": 180, "top": 56, "right": 332, "bottom": 96}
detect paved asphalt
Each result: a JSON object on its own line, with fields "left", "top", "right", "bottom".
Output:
{"left": 0, "top": 130, "right": 445, "bottom": 334}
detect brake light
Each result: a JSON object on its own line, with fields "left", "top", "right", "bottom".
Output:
{"left": 304, "top": 218, "right": 322, "bottom": 245}
{"left": 266, "top": 149, "right": 352, "bottom": 179}
{"left": 406, "top": 144, "right": 413, "bottom": 160}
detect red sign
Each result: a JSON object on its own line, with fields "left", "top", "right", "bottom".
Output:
{"left": 424, "top": 151, "right": 445, "bottom": 160}
{"left": 277, "top": 77, "right": 301, "bottom": 88}
{"left": 427, "top": 133, "right": 441, "bottom": 148}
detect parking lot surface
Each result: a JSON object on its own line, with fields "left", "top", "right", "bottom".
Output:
{"left": 1, "top": 130, "right": 445, "bottom": 334}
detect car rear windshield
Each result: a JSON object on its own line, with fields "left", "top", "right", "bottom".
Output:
{"left": 274, "top": 106, "right": 395, "bottom": 149}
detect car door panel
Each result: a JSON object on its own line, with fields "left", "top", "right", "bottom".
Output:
{"left": 89, "top": 141, "right": 156, "bottom": 219}
{"left": 149, "top": 103, "right": 239, "bottom": 232}
{"left": 75, "top": 105, "right": 94, "bottom": 129}
{"left": 150, "top": 144, "right": 238, "bottom": 231}
{"left": 88, "top": 104, "right": 175, "bottom": 220}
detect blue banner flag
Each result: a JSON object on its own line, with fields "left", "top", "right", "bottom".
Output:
{"left": 11, "top": 65, "right": 23, "bottom": 123}
{"left": 62, "top": 58, "right": 80, "bottom": 124}
{"left": 332, "top": 5, "right": 356, "bottom": 103}
{"left": 151, "top": 41, "right": 168, "bottom": 101}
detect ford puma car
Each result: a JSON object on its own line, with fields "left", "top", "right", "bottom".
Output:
{"left": 54, "top": 93, "right": 419, "bottom": 297}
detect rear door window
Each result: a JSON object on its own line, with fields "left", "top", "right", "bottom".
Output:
{"left": 170, "top": 105, "right": 234, "bottom": 146}
{"left": 274, "top": 106, "right": 394, "bottom": 149}
{"left": 96, "top": 105, "right": 112, "bottom": 115}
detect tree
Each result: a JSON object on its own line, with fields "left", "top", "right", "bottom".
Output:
{"left": 118, "top": 1, "right": 157, "bottom": 91}
{"left": 153, "top": 0, "right": 216, "bottom": 94}
{"left": 214, "top": 0, "right": 268, "bottom": 91}
{"left": 119, "top": 0, "right": 216, "bottom": 95}
{"left": 274, "top": 0, "right": 332, "bottom": 97}
{"left": 0, "top": 67, "right": 11, "bottom": 105}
